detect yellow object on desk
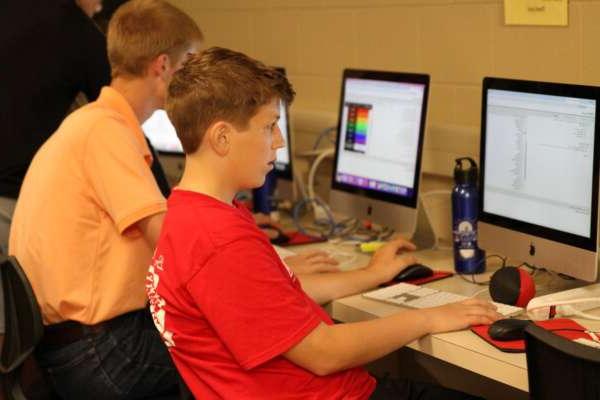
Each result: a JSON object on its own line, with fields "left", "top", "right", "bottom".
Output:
{"left": 358, "top": 241, "right": 386, "bottom": 253}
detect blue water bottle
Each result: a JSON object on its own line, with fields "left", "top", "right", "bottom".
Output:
{"left": 452, "top": 157, "right": 485, "bottom": 274}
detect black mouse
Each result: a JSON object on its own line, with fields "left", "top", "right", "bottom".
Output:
{"left": 394, "top": 263, "right": 434, "bottom": 282}
{"left": 258, "top": 224, "right": 290, "bottom": 245}
{"left": 488, "top": 319, "right": 532, "bottom": 341}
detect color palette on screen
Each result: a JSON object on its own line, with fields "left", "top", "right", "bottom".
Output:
{"left": 344, "top": 103, "right": 372, "bottom": 153}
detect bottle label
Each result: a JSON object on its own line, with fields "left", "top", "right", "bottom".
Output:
{"left": 453, "top": 219, "right": 477, "bottom": 259}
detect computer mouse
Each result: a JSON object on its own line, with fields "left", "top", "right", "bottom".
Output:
{"left": 258, "top": 224, "right": 290, "bottom": 245}
{"left": 488, "top": 318, "right": 532, "bottom": 341}
{"left": 394, "top": 263, "right": 434, "bottom": 282}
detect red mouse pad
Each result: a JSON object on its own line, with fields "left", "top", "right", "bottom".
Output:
{"left": 279, "top": 231, "right": 328, "bottom": 246}
{"left": 471, "top": 318, "right": 589, "bottom": 353}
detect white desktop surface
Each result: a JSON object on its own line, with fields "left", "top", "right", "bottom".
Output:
{"left": 289, "top": 243, "right": 600, "bottom": 393}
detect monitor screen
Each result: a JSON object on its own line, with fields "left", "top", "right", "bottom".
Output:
{"left": 481, "top": 79, "right": 599, "bottom": 251}
{"left": 273, "top": 67, "right": 293, "bottom": 180}
{"left": 142, "top": 110, "right": 183, "bottom": 154}
{"left": 331, "top": 70, "right": 428, "bottom": 208}
{"left": 479, "top": 78, "right": 600, "bottom": 282}
{"left": 273, "top": 99, "right": 292, "bottom": 179}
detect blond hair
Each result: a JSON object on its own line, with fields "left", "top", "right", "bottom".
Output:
{"left": 107, "top": 0, "right": 203, "bottom": 78}
{"left": 166, "top": 47, "right": 295, "bottom": 154}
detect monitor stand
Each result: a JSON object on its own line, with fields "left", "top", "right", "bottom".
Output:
{"left": 410, "top": 198, "right": 437, "bottom": 250}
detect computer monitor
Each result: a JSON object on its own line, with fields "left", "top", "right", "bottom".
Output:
{"left": 330, "top": 69, "right": 429, "bottom": 233}
{"left": 479, "top": 77, "right": 600, "bottom": 282}
{"left": 271, "top": 67, "right": 294, "bottom": 201}
{"left": 142, "top": 110, "right": 183, "bottom": 155}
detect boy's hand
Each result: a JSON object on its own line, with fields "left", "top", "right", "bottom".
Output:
{"left": 423, "top": 298, "right": 503, "bottom": 334}
{"left": 284, "top": 251, "right": 340, "bottom": 274}
{"left": 364, "top": 237, "right": 417, "bottom": 283}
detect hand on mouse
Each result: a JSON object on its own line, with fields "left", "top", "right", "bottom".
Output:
{"left": 284, "top": 251, "right": 340, "bottom": 274}
{"left": 422, "top": 298, "right": 503, "bottom": 334}
{"left": 364, "top": 237, "right": 417, "bottom": 283}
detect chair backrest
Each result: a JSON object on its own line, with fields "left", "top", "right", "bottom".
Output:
{"left": 0, "top": 256, "right": 43, "bottom": 373}
{"left": 525, "top": 323, "right": 600, "bottom": 399}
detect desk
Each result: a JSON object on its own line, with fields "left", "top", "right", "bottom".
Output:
{"left": 289, "top": 243, "right": 600, "bottom": 395}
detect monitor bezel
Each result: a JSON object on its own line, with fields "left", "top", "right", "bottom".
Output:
{"left": 330, "top": 69, "right": 429, "bottom": 209}
{"left": 272, "top": 67, "right": 293, "bottom": 181}
{"left": 479, "top": 77, "right": 600, "bottom": 252}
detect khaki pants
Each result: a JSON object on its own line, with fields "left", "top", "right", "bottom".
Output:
{"left": 0, "top": 196, "right": 16, "bottom": 334}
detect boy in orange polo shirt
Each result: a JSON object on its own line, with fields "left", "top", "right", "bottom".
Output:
{"left": 147, "top": 47, "right": 499, "bottom": 399}
{"left": 9, "top": 1, "right": 202, "bottom": 398}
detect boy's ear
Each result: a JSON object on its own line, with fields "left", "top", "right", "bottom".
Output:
{"left": 147, "top": 54, "right": 169, "bottom": 78}
{"left": 206, "top": 121, "right": 232, "bottom": 156}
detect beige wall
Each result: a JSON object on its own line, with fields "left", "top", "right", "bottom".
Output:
{"left": 169, "top": 0, "right": 599, "bottom": 177}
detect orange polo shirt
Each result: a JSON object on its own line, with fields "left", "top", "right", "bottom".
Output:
{"left": 10, "top": 87, "right": 166, "bottom": 325}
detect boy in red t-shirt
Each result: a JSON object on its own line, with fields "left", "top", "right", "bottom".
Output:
{"left": 146, "top": 47, "right": 501, "bottom": 400}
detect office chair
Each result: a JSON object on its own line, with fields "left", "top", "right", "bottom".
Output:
{"left": 525, "top": 323, "right": 600, "bottom": 400}
{"left": 0, "top": 256, "right": 49, "bottom": 400}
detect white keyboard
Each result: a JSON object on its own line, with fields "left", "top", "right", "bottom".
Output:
{"left": 363, "top": 282, "right": 523, "bottom": 317}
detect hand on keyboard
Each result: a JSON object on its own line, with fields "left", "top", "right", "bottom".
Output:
{"left": 364, "top": 282, "right": 507, "bottom": 333}
{"left": 423, "top": 298, "right": 503, "bottom": 334}
{"left": 283, "top": 250, "right": 340, "bottom": 274}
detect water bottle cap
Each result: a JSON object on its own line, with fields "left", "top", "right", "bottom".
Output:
{"left": 454, "top": 157, "right": 478, "bottom": 185}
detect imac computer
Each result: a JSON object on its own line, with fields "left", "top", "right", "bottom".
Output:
{"left": 479, "top": 77, "right": 600, "bottom": 282}
{"left": 329, "top": 69, "right": 429, "bottom": 234}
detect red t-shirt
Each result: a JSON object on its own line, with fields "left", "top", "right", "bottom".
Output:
{"left": 146, "top": 190, "right": 375, "bottom": 399}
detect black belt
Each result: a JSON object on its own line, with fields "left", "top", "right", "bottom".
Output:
{"left": 40, "top": 311, "right": 135, "bottom": 347}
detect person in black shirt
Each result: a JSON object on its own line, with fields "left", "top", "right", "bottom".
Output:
{"left": 0, "top": 0, "right": 109, "bottom": 256}
{"left": 0, "top": 0, "right": 110, "bottom": 199}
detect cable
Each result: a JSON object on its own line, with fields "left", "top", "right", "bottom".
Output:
{"left": 307, "top": 147, "right": 334, "bottom": 202}
{"left": 293, "top": 168, "right": 308, "bottom": 200}
{"left": 459, "top": 274, "right": 490, "bottom": 286}
{"left": 312, "top": 126, "right": 337, "bottom": 150}
{"left": 292, "top": 197, "right": 335, "bottom": 238}
{"left": 458, "top": 254, "right": 507, "bottom": 286}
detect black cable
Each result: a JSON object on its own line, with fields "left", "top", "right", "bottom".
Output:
{"left": 458, "top": 254, "right": 507, "bottom": 286}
